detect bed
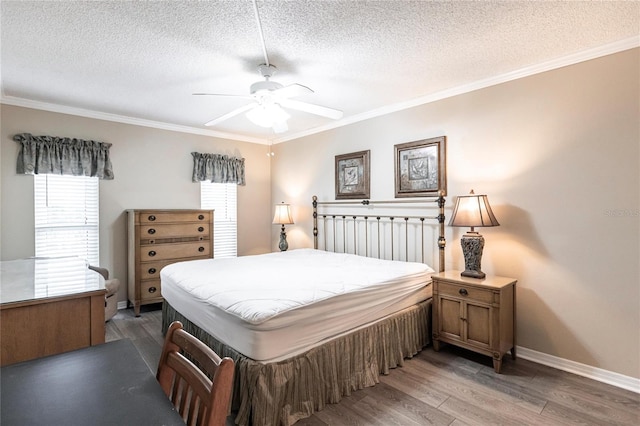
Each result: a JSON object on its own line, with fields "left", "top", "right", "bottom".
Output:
{"left": 161, "top": 195, "right": 446, "bottom": 425}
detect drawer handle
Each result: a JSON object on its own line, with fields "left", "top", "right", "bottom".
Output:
{"left": 148, "top": 268, "right": 157, "bottom": 274}
{"left": 198, "top": 214, "right": 205, "bottom": 220}
{"left": 149, "top": 250, "right": 156, "bottom": 257}
{"left": 459, "top": 288, "right": 468, "bottom": 296}
{"left": 148, "top": 286, "right": 157, "bottom": 294}
{"left": 198, "top": 246, "right": 205, "bottom": 252}
{"left": 148, "top": 228, "right": 156, "bottom": 234}
{"left": 148, "top": 215, "right": 156, "bottom": 221}
{"left": 198, "top": 226, "right": 204, "bottom": 232}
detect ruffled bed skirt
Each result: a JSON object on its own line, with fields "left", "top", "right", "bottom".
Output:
{"left": 162, "top": 299, "right": 431, "bottom": 426}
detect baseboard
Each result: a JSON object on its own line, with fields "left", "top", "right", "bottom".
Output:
{"left": 117, "top": 300, "right": 128, "bottom": 310}
{"left": 517, "top": 346, "right": 640, "bottom": 394}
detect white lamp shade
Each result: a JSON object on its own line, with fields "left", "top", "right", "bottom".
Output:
{"left": 449, "top": 191, "right": 499, "bottom": 228}
{"left": 273, "top": 203, "right": 294, "bottom": 225}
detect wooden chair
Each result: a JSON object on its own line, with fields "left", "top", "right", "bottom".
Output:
{"left": 157, "top": 321, "right": 235, "bottom": 426}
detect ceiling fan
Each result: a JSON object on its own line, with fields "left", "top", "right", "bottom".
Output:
{"left": 195, "top": 64, "right": 343, "bottom": 133}
{"left": 194, "top": 0, "right": 343, "bottom": 133}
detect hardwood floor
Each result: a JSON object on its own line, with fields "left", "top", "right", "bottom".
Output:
{"left": 106, "top": 305, "right": 639, "bottom": 426}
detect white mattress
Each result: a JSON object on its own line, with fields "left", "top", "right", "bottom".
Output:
{"left": 161, "top": 249, "right": 434, "bottom": 362}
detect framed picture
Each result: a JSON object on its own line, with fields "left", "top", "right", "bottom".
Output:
{"left": 394, "top": 136, "right": 446, "bottom": 197}
{"left": 335, "top": 150, "right": 370, "bottom": 199}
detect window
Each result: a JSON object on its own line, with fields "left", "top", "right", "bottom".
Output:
{"left": 34, "top": 174, "right": 99, "bottom": 265}
{"left": 200, "top": 182, "right": 237, "bottom": 258}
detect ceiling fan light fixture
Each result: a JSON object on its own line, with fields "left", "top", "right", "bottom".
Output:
{"left": 250, "top": 80, "right": 283, "bottom": 94}
{"left": 246, "top": 103, "right": 290, "bottom": 128}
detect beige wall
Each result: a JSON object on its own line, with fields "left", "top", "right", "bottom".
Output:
{"left": 271, "top": 49, "right": 640, "bottom": 379}
{"left": 1, "top": 105, "right": 273, "bottom": 303}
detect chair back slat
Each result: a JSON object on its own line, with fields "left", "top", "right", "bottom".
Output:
{"left": 157, "top": 321, "right": 235, "bottom": 426}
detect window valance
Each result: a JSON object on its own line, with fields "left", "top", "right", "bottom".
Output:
{"left": 192, "top": 152, "right": 245, "bottom": 185}
{"left": 14, "top": 133, "right": 114, "bottom": 179}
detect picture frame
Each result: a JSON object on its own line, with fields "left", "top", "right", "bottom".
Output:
{"left": 394, "top": 136, "right": 446, "bottom": 197}
{"left": 335, "top": 150, "right": 370, "bottom": 199}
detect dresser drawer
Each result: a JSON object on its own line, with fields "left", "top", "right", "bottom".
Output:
{"left": 140, "top": 242, "right": 211, "bottom": 262}
{"left": 438, "top": 281, "right": 493, "bottom": 304}
{"left": 140, "top": 280, "right": 162, "bottom": 300}
{"left": 139, "top": 223, "right": 210, "bottom": 239}
{"left": 139, "top": 259, "right": 179, "bottom": 280}
{"left": 139, "top": 211, "right": 211, "bottom": 224}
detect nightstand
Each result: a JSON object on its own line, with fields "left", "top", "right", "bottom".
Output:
{"left": 432, "top": 271, "right": 517, "bottom": 373}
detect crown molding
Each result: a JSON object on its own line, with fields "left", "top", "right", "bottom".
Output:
{"left": 0, "top": 96, "right": 269, "bottom": 145}
{"left": 274, "top": 35, "right": 640, "bottom": 143}
{"left": 2, "top": 36, "right": 637, "bottom": 146}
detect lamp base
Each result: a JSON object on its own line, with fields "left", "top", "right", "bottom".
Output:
{"left": 460, "top": 231, "right": 486, "bottom": 279}
{"left": 461, "top": 269, "right": 486, "bottom": 279}
{"left": 278, "top": 226, "right": 289, "bottom": 251}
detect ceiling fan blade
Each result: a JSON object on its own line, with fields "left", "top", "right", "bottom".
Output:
{"left": 205, "top": 103, "right": 257, "bottom": 126}
{"left": 193, "top": 93, "right": 253, "bottom": 99}
{"left": 274, "top": 83, "right": 313, "bottom": 99}
{"left": 279, "top": 99, "right": 343, "bottom": 120}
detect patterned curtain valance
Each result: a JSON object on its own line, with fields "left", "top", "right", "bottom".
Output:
{"left": 192, "top": 152, "right": 245, "bottom": 185}
{"left": 14, "top": 133, "right": 114, "bottom": 179}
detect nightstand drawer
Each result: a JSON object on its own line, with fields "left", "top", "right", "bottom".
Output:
{"left": 438, "top": 282, "right": 493, "bottom": 304}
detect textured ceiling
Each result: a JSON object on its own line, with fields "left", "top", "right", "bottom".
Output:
{"left": 1, "top": 1, "right": 638, "bottom": 143}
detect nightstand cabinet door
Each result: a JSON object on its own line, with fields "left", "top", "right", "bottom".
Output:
{"left": 466, "top": 303, "right": 491, "bottom": 348}
{"left": 437, "top": 295, "right": 492, "bottom": 349}
{"left": 439, "top": 297, "right": 463, "bottom": 341}
{"left": 432, "top": 271, "right": 516, "bottom": 373}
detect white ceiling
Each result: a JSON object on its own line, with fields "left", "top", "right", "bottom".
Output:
{"left": 1, "top": 1, "right": 638, "bottom": 144}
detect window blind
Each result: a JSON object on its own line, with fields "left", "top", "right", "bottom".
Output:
{"left": 200, "top": 182, "right": 237, "bottom": 258}
{"left": 34, "top": 174, "right": 99, "bottom": 265}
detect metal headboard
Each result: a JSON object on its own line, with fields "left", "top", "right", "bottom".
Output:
{"left": 312, "top": 194, "right": 446, "bottom": 272}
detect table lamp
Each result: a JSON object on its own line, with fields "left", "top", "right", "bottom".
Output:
{"left": 449, "top": 190, "right": 500, "bottom": 278}
{"left": 273, "top": 202, "right": 294, "bottom": 251}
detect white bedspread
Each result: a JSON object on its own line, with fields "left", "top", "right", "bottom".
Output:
{"left": 161, "top": 249, "right": 434, "bottom": 361}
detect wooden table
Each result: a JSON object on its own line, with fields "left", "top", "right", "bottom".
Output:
{"left": 0, "top": 257, "right": 106, "bottom": 366}
{"left": 1, "top": 339, "right": 185, "bottom": 425}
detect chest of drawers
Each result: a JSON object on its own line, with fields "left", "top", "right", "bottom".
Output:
{"left": 127, "top": 209, "right": 213, "bottom": 316}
